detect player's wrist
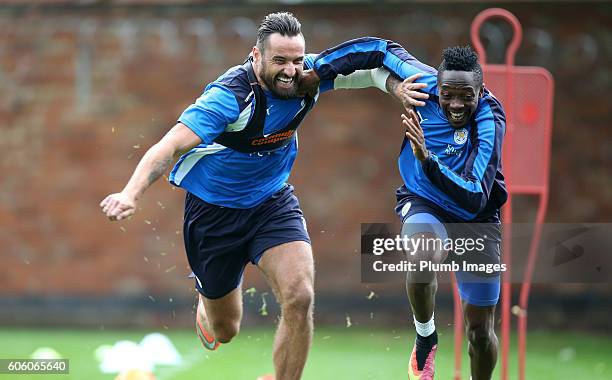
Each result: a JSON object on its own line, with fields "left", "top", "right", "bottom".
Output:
{"left": 121, "top": 188, "right": 140, "bottom": 203}
{"left": 386, "top": 76, "right": 399, "bottom": 97}
{"left": 418, "top": 149, "right": 430, "bottom": 162}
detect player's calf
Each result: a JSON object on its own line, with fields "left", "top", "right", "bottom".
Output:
{"left": 466, "top": 325, "right": 498, "bottom": 380}
{"left": 196, "top": 298, "right": 220, "bottom": 350}
{"left": 464, "top": 304, "right": 498, "bottom": 380}
{"left": 196, "top": 289, "right": 243, "bottom": 349}
{"left": 205, "top": 316, "right": 239, "bottom": 343}
{"left": 466, "top": 324, "right": 496, "bottom": 353}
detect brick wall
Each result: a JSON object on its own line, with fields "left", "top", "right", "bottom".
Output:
{"left": 0, "top": 2, "right": 610, "bottom": 299}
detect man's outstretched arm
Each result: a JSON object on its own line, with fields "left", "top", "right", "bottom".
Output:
{"left": 100, "top": 123, "right": 201, "bottom": 221}
{"left": 312, "top": 37, "right": 438, "bottom": 95}
{"left": 298, "top": 66, "right": 428, "bottom": 109}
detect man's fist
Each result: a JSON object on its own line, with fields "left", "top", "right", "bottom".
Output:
{"left": 296, "top": 69, "right": 320, "bottom": 98}
{"left": 100, "top": 192, "right": 137, "bottom": 221}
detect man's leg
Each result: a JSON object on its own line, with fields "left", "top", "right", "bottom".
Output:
{"left": 457, "top": 222, "right": 502, "bottom": 380}
{"left": 464, "top": 303, "right": 498, "bottom": 380}
{"left": 402, "top": 213, "right": 448, "bottom": 378}
{"left": 403, "top": 213, "right": 448, "bottom": 320}
{"left": 406, "top": 246, "right": 438, "bottom": 323}
{"left": 257, "top": 241, "right": 314, "bottom": 380}
{"left": 197, "top": 286, "right": 243, "bottom": 345}
{"left": 183, "top": 191, "right": 250, "bottom": 348}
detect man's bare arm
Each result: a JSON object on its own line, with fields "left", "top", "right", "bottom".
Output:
{"left": 322, "top": 67, "right": 429, "bottom": 109}
{"left": 100, "top": 123, "right": 201, "bottom": 221}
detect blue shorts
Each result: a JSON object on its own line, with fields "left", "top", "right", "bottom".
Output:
{"left": 183, "top": 184, "right": 310, "bottom": 299}
{"left": 395, "top": 186, "right": 502, "bottom": 307}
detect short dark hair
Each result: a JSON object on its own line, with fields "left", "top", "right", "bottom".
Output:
{"left": 256, "top": 12, "right": 302, "bottom": 52}
{"left": 438, "top": 45, "right": 483, "bottom": 85}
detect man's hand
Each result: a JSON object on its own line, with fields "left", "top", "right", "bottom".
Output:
{"left": 389, "top": 73, "right": 429, "bottom": 108}
{"left": 402, "top": 108, "right": 429, "bottom": 162}
{"left": 100, "top": 192, "right": 137, "bottom": 221}
{"left": 297, "top": 69, "right": 320, "bottom": 97}
{"left": 98, "top": 123, "right": 200, "bottom": 223}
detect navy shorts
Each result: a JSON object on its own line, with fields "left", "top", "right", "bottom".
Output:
{"left": 183, "top": 184, "right": 310, "bottom": 299}
{"left": 395, "top": 185, "right": 502, "bottom": 307}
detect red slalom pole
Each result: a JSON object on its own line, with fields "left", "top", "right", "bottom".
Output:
{"left": 452, "top": 274, "right": 463, "bottom": 380}
{"left": 471, "top": 8, "right": 523, "bottom": 380}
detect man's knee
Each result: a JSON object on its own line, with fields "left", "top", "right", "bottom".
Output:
{"left": 211, "top": 319, "right": 240, "bottom": 343}
{"left": 281, "top": 280, "right": 314, "bottom": 317}
{"left": 403, "top": 231, "right": 447, "bottom": 263}
{"left": 467, "top": 324, "right": 496, "bottom": 350}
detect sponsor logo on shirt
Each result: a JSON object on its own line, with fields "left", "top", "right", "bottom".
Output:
{"left": 251, "top": 130, "right": 295, "bottom": 146}
{"left": 444, "top": 144, "right": 464, "bottom": 156}
{"left": 416, "top": 110, "right": 427, "bottom": 124}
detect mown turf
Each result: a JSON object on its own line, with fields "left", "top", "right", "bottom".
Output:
{"left": 0, "top": 327, "right": 609, "bottom": 379}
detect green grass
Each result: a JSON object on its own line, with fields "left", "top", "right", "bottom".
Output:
{"left": 0, "top": 327, "right": 610, "bottom": 379}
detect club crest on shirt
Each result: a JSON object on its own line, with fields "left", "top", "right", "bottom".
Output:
{"left": 454, "top": 128, "right": 468, "bottom": 145}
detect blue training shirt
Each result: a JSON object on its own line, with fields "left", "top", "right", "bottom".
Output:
{"left": 313, "top": 37, "right": 508, "bottom": 220}
{"left": 169, "top": 54, "right": 351, "bottom": 208}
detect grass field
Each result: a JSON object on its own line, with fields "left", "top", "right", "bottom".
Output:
{"left": 0, "top": 327, "right": 610, "bottom": 380}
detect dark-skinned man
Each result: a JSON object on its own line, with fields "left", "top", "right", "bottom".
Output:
{"left": 305, "top": 44, "right": 507, "bottom": 380}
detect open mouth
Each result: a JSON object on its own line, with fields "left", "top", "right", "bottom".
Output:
{"left": 275, "top": 76, "right": 294, "bottom": 88}
{"left": 449, "top": 111, "right": 465, "bottom": 123}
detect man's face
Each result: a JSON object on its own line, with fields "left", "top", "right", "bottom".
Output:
{"left": 437, "top": 70, "right": 483, "bottom": 129}
{"left": 253, "top": 33, "right": 305, "bottom": 99}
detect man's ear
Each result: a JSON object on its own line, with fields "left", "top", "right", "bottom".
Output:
{"left": 252, "top": 46, "right": 261, "bottom": 63}
{"left": 479, "top": 84, "right": 485, "bottom": 98}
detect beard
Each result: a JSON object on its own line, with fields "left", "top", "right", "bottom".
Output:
{"left": 259, "top": 62, "right": 300, "bottom": 99}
